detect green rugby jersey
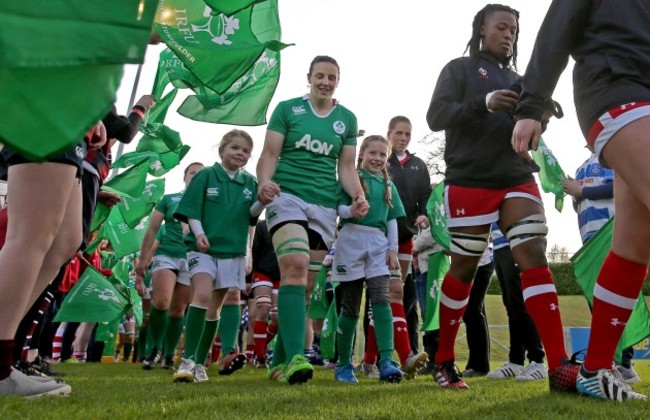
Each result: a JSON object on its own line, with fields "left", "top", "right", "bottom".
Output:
{"left": 267, "top": 95, "right": 358, "bottom": 208}
{"left": 154, "top": 193, "right": 186, "bottom": 259}
{"left": 339, "top": 170, "right": 405, "bottom": 233}
{"left": 174, "top": 163, "right": 257, "bottom": 258}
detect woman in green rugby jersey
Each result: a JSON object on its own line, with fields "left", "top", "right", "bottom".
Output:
{"left": 256, "top": 55, "right": 369, "bottom": 384}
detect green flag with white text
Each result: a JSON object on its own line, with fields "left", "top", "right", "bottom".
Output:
{"left": 151, "top": 48, "right": 202, "bottom": 100}
{"left": 117, "top": 179, "right": 166, "bottom": 229}
{"left": 532, "top": 138, "right": 566, "bottom": 212}
{"left": 54, "top": 267, "right": 129, "bottom": 323}
{"left": 103, "top": 212, "right": 150, "bottom": 258}
{"left": 0, "top": 1, "right": 158, "bottom": 162}
{"left": 178, "top": 50, "right": 280, "bottom": 126}
{"left": 154, "top": 0, "right": 289, "bottom": 94}
{"left": 426, "top": 183, "right": 450, "bottom": 250}
{"left": 571, "top": 217, "right": 650, "bottom": 362}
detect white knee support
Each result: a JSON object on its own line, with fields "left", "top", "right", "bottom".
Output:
{"left": 450, "top": 232, "right": 490, "bottom": 256}
{"left": 272, "top": 223, "right": 310, "bottom": 259}
{"left": 256, "top": 296, "right": 272, "bottom": 306}
{"left": 505, "top": 214, "right": 548, "bottom": 248}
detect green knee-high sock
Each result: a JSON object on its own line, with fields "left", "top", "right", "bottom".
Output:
{"left": 146, "top": 307, "right": 169, "bottom": 353}
{"left": 277, "top": 285, "right": 306, "bottom": 361}
{"left": 337, "top": 314, "right": 359, "bottom": 366}
{"left": 136, "top": 325, "right": 148, "bottom": 360}
{"left": 219, "top": 305, "right": 241, "bottom": 355}
{"left": 183, "top": 305, "right": 207, "bottom": 361}
{"left": 271, "top": 328, "right": 286, "bottom": 368}
{"left": 195, "top": 319, "right": 219, "bottom": 366}
{"left": 372, "top": 303, "right": 395, "bottom": 362}
{"left": 162, "top": 316, "right": 185, "bottom": 359}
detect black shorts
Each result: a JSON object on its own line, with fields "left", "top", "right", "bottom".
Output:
{"left": 0, "top": 142, "right": 86, "bottom": 181}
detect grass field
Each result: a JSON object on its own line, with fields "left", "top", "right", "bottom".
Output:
{"left": 2, "top": 295, "right": 649, "bottom": 419}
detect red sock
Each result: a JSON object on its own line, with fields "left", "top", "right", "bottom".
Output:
{"left": 245, "top": 343, "right": 255, "bottom": 360}
{"left": 211, "top": 337, "right": 222, "bottom": 363}
{"left": 364, "top": 318, "right": 378, "bottom": 364}
{"left": 265, "top": 322, "right": 277, "bottom": 347}
{"left": 51, "top": 324, "right": 66, "bottom": 362}
{"left": 391, "top": 302, "right": 412, "bottom": 366}
{"left": 435, "top": 273, "right": 471, "bottom": 365}
{"left": 521, "top": 266, "right": 567, "bottom": 371}
{"left": 584, "top": 252, "right": 647, "bottom": 372}
{"left": 253, "top": 320, "right": 268, "bottom": 360}
{"left": 0, "top": 340, "right": 14, "bottom": 380}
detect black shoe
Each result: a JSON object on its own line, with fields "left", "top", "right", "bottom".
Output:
{"left": 161, "top": 356, "right": 174, "bottom": 370}
{"left": 142, "top": 349, "right": 161, "bottom": 370}
{"left": 35, "top": 357, "right": 66, "bottom": 378}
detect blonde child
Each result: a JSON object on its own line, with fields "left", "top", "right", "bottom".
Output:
{"left": 172, "top": 130, "right": 257, "bottom": 383}
{"left": 332, "top": 135, "right": 405, "bottom": 383}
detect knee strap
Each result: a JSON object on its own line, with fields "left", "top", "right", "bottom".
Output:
{"left": 450, "top": 232, "right": 490, "bottom": 256}
{"left": 505, "top": 214, "right": 548, "bottom": 248}
{"left": 272, "top": 223, "right": 310, "bottom": 259}
{"left": 256, "top": 296, "right": 272, "bottom": 305}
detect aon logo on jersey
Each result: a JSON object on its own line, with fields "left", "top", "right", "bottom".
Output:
{"left": 294, "top": 134, "right": 334, "bottom": 155}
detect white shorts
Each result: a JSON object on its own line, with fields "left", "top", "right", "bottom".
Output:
{"left": 265, "top": 193, "right": 337, "bottom": 248}
{"left": 331, "top": 224, "right": 390, "bottom": 282}
{"left": 187, "top": 251, "right": 246, "bottom": 291}
{"left": 152, "top": 255, "right": 191, "bottom": 286}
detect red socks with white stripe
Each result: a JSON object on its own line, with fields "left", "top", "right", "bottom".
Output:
{"left": 584, "top": 251, "right": 647, "bottom": 371}
{"left": 435, "top": 273, "right": 471, "bottom": 365}
{"left": 391, "top": 302, "right": 412, "bottom": 366}
{"left": 521, "top": 266, "right": 567, "bottom": 371}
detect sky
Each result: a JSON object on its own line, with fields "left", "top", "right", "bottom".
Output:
{"left": 113, "top": 0, "right": 590, "bottom": 255}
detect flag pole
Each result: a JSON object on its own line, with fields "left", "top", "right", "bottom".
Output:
{"left": 110, "top": 63, "right": 144, "bottom": 178}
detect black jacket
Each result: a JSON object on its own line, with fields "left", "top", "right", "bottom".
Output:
{"left": 427, "top": 51, "right": 536, "bottom": 188}
{"left": 517, "top": 0, "right": 650, "bottom": 136}
{"left": 387, "top": 152, "right": 431, "bottom": 243}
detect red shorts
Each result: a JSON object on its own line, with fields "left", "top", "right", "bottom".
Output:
{"left": 251, "top": 272, "right": 279, "bottom": 291}
{"left": 587, "top": 101, "right": 650, "bottom": 164}
{"left": 444, "top": 182, "right": 543, "bottom": 228}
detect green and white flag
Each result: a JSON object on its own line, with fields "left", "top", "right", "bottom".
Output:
{"left": 0, "top": 1, "right": 158, "bottom": 161}
{"left": 426, "top": 182, "right": 450, "bottom": 250}
{"left": 532, "top": 138, "right": 566, "bottom": 212}
{"left": 103, "top": 212, "right": 150, "bottom": 258}
{"left": 178, "top": 50, "right": 280, "bottom": 126}
{"left": 154, "top": 0, "right": 289, "bottom": 94}
{"left": 113, "top": 124, "right": 190, "bottom": 177}
{"left": 571, "top": 217, "right": 650, "bottom": 362}
{"left": 422, "top": 251, "right": 450, "bottom": 332}
{"left": 320, "top": 296, "right": 339, "bottom": 361}
{"left": 151, "top": 48, "right": 202, "bottom": 100}
{"left": 54, "top": 267, "right": 129, "bottom": 323}
{"left": 308, "top": 266, "right": 329, "bottom": 320}
{"left": 117, "top": 179, "right": 165, "bottom": 229}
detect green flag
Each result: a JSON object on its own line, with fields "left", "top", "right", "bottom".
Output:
{"left": 54, "top": 267, "right": 129, "bottom": 323}
{"left": 320, "top": 295, "right": 339, "bottom": 361}
{"left": 146, "top": 88, "right": 179, "bottom": 126}
{"left": 151, "top": 48, "right": 202, "bottom": 100}
{"left": 532, "top": 138, "right": 566, "bottom": 212}
{"left": 117, "top": 179, "right": 165, "bottom": 229}
{"left": 154, "top": 0, "right": 289, "bottom": 94}
{"left": 128, "top": 288, "right": 144, "bottom": 326}
{"left": 113, "top": 124, "right": 190, "bottom": 177}
{"left": 422, "top": 251, "right": 450, "bottom": 332}
{"left": 308, "top": 266, "right": 329, "bottom": 320}
{"left": 103, "top": 211, "right": 150, "bottom": 258}
{"left": 426, "top": 182, "right": 450, "bottom": 250}
{"left": 0, "top": 1, "right": 157, "bottom": 162}
{"left": 203, "top": 0, "right": 264, "bottom": 16}
{"left": 571, "top": 217, "right": 650, "bottom": 361}
{"left": 178, "top": 50, "right": 280, "bottom": 126}
{"left": 102, "top": 158, "right": 150, "bottom": 199}
{"left": 95, "top": 318, "right": 121, "bottom": 344}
